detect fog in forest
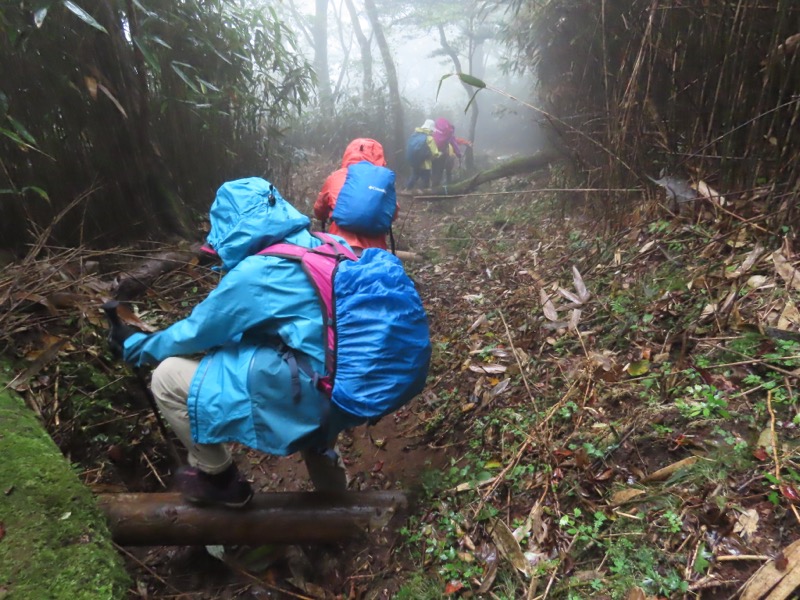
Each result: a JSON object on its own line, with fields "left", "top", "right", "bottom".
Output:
{"left": 280, "top": 0, "right": 546, "bottom": 159}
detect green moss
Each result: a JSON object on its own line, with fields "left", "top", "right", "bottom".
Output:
{"left": 0, "top": 380, "right": 130, "bottom": 599}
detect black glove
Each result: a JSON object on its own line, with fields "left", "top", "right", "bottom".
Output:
{"left": 102, "top": 300, "right": 142, "bottom": 359}
{"left": 107, "top": 322, "right": 141, "bottom": 359}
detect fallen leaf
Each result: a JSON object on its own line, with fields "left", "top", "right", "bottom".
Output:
{"left": 746, "top": 275, "right": 771, "bottom": 289}
{"left": 625, "top": 587, "right": 646, "bottom": 600}
{"left": 610, "top": 488, "right": 646, "bottom": 505}
{"left": 594, "top": 468, "right": 614, "bottom": 481}
{"left": 726, "top": 244, "right": 766, "bottom": 279}
{"left": 469, "top": 364, "right": 507, "bottom": 374}
{"left": 477, "top": 548, "right": 498, "bottom": 594}
{"left": 490, "top": 519, "right": 530, "bottom": 576}
{"left": 572, "top": 266, "right": 590, "bottom": 302}
{"left": 558, "top": 287, "right": 582, "bottom": 305}
{"left": 778, "top": 301, "right": 800, "bottom": 331}
{"left": 644, "top": 456, "right": 699, "bottom": 482}
{"left": 774, "top": 251, "right": 800, "bottom": 292}
{"left": 734, "top": 509, "right": 760, "bottom": 540}
{"left": 639, "top": 240, "right": 656, "bottom": 254}
{"left": 757, "top": 429, "right": 775, "bottom": 454}
{"left": 569, "top": 308, "right": 582, "bottom": 330}
{"left": 540, "top": 289, "right": 559, "bottom": 321}
{"left": 457, "top": 551, "right": 474, "bottom": 563}
{"left": 626, "top": 360, "right": 650, "bottom": 377}
{"left": 444, "top": 580, "right": 465, "bottom": 595}
{"left": 781, "top": 485, "right": 800, "bottom": 502}
{"left": 468, "top": 313, "right": 488, "bottom": 333}
{"left": 700, "top": 303, "right": 718, "bottom": 319}
{"left": 753, "top": 447, "right": 769, "bottom": 461}
{"left": 693, "top": 180, "right": 726, "bottom": 206}
{"left": 489, "top": 378, "right": 511, "bottom": 398}
{"left": 512, "top": 502, "right": 541, "bottom": 543}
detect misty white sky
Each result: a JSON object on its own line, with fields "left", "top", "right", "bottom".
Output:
{"left": 276, "top": 0, "right": 544, "bottom": 154}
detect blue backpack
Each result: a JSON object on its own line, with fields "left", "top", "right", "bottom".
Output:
{"left": 406, "top": 132, "right": 431, "bottom": 166}
{"left": 331, "top": 161, "right": 396, "bottom": 236}
{"left": 259, "top": 233, "right": 431, "bottom": 424}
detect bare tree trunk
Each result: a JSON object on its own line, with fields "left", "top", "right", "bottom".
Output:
{"left": 98, "top": 491, "right": 408, "bottom": 545}
{"left": 330, "top": 0, "right": 353, "bottom": 102}
{"left": 363, "top": 0, "right": 404, "bottom": 167}
{"left": 344, "top": 0, "right": 374, "bottom": 105}
{"left": 313, "top": 0, "right": 334, "bottom": 113}
{"left": 437, "top": 24, "right": 480, "bottom": 170}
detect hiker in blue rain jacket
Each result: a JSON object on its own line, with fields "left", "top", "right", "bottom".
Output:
{"left": 111, "top": 177, "right": 360, "bottom": 507}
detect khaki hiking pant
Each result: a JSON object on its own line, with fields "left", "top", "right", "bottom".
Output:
{"left": 150, "top": 356, "right": 347, "bottom": 491}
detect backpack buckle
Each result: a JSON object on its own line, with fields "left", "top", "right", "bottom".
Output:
{"left": 316, "top": 375, "right": 333, "bottom": 397}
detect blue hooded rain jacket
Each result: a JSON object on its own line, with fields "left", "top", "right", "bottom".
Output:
{"left": 123, "top": 177, "right": 358, "bottom": 455}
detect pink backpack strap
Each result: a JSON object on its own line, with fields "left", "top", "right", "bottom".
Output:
{"left": 312, "top": 231, "right": 357, "bottom": 261}
{"left": 257, "top": 243, "right": 307, "bottom": 258}
{"left": 257, "top": 237, "right": 354, "bottom": 395}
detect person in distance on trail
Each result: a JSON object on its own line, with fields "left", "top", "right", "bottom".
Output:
{"left": 314, "top": 138, "right": 397, "bottom": 254}
{"left": 107, "top": 178, "right": 363, "bottom": 508}
{"left": 405, "top": 119, "right": 440, "bottom": 191}
{"left": 431, "top": 117, "right": 463, "bottom": 188}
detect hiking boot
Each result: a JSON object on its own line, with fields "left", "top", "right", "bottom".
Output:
{"left": 175, "top": 464, "right": 254, "bottom": 508}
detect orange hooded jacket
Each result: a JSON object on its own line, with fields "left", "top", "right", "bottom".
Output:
{"left": 314, "top": 138, "right": 398, "bottom": 251}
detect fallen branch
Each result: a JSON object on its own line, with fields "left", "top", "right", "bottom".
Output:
{"left": 112, "top": 250, "right": 198, "bottom": 300}
{"left": 98, "top": 490, "right": 408, "bottom": 545}
{"left": 420, "top": 151, "right": 562, "bottom": 197}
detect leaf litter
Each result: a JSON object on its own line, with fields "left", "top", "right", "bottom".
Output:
{"left": 1, "top": 172, "right": 799, "bottom": 598}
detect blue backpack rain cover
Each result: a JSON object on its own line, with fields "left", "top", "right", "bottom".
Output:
{"left": 405, "top": 132, "right": 431, "bottom": 166}
{"left": 331, "top": 161, "right": 396, "bottom": 236}
{"left": 333, "top": 248, "right": 431, "bottom": 419}
{"left": 259, "top": 235, "right": 431, "bottom": 423}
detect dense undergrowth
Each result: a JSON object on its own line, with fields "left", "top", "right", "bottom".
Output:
{"left": 392, "top": 175, "right": 800, "bottom": 599}
{"left": 0, "top": 165, "right": 798, "bottom": 599}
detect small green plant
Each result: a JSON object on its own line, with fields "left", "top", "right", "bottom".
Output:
{"left": 661, "top": 510, "right": 683, "bottom": 533}
{"left": 648, "top": 219, "right": 671, "bottom": 234}
{"left": 559, "top": 400, "right": 579, "bottom": 420}
{"left": 675, "top": 383, "right": 730, "bottom": 419}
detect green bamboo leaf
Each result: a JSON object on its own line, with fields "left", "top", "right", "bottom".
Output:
{"left": 0, "top": 127, "right": 27, "bottom": 147}
{"left": 196, "top": 78, "right": 220, "bottom": 92}
{"left": 7, "top": 116, "right": 37, "bottom": 146}
{"left": 148, "top": 36, "right": 172, "bottom": 49}
{"left": 464, "top": 88, "right": 482, "bottom": 114}
{"left": 34, "top": 7, "right": 48, "bottom": 28}
{"left": 457, "top": 73, "right": 486, "bottom": 89}
{"left": 0, "top": 187, "right": 50, "bottom": 202}
{"left": 133, "top": 38, "right": 161, "bottom": 75}
{"left": 23, "top": 186, "right": 50, "bottom": 202}
{"left": 436, "top": 73, "right": 455, "bottom": 101}
{"left": 131, "top": 0, "right": 157, "bottom": 18}
{"left": 171, "top": 62, "right": 200, "bottom": 94}
{"left": 62, "top": 1, "right": 108, "bottom": 34}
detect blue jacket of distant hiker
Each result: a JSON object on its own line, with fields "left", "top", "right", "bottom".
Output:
{"left": 122, "top": 177, "right": 360, "bottom": 455}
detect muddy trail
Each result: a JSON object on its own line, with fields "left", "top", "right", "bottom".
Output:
{"left": 2, "top": 168, "right": 799, "bottom": 599}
